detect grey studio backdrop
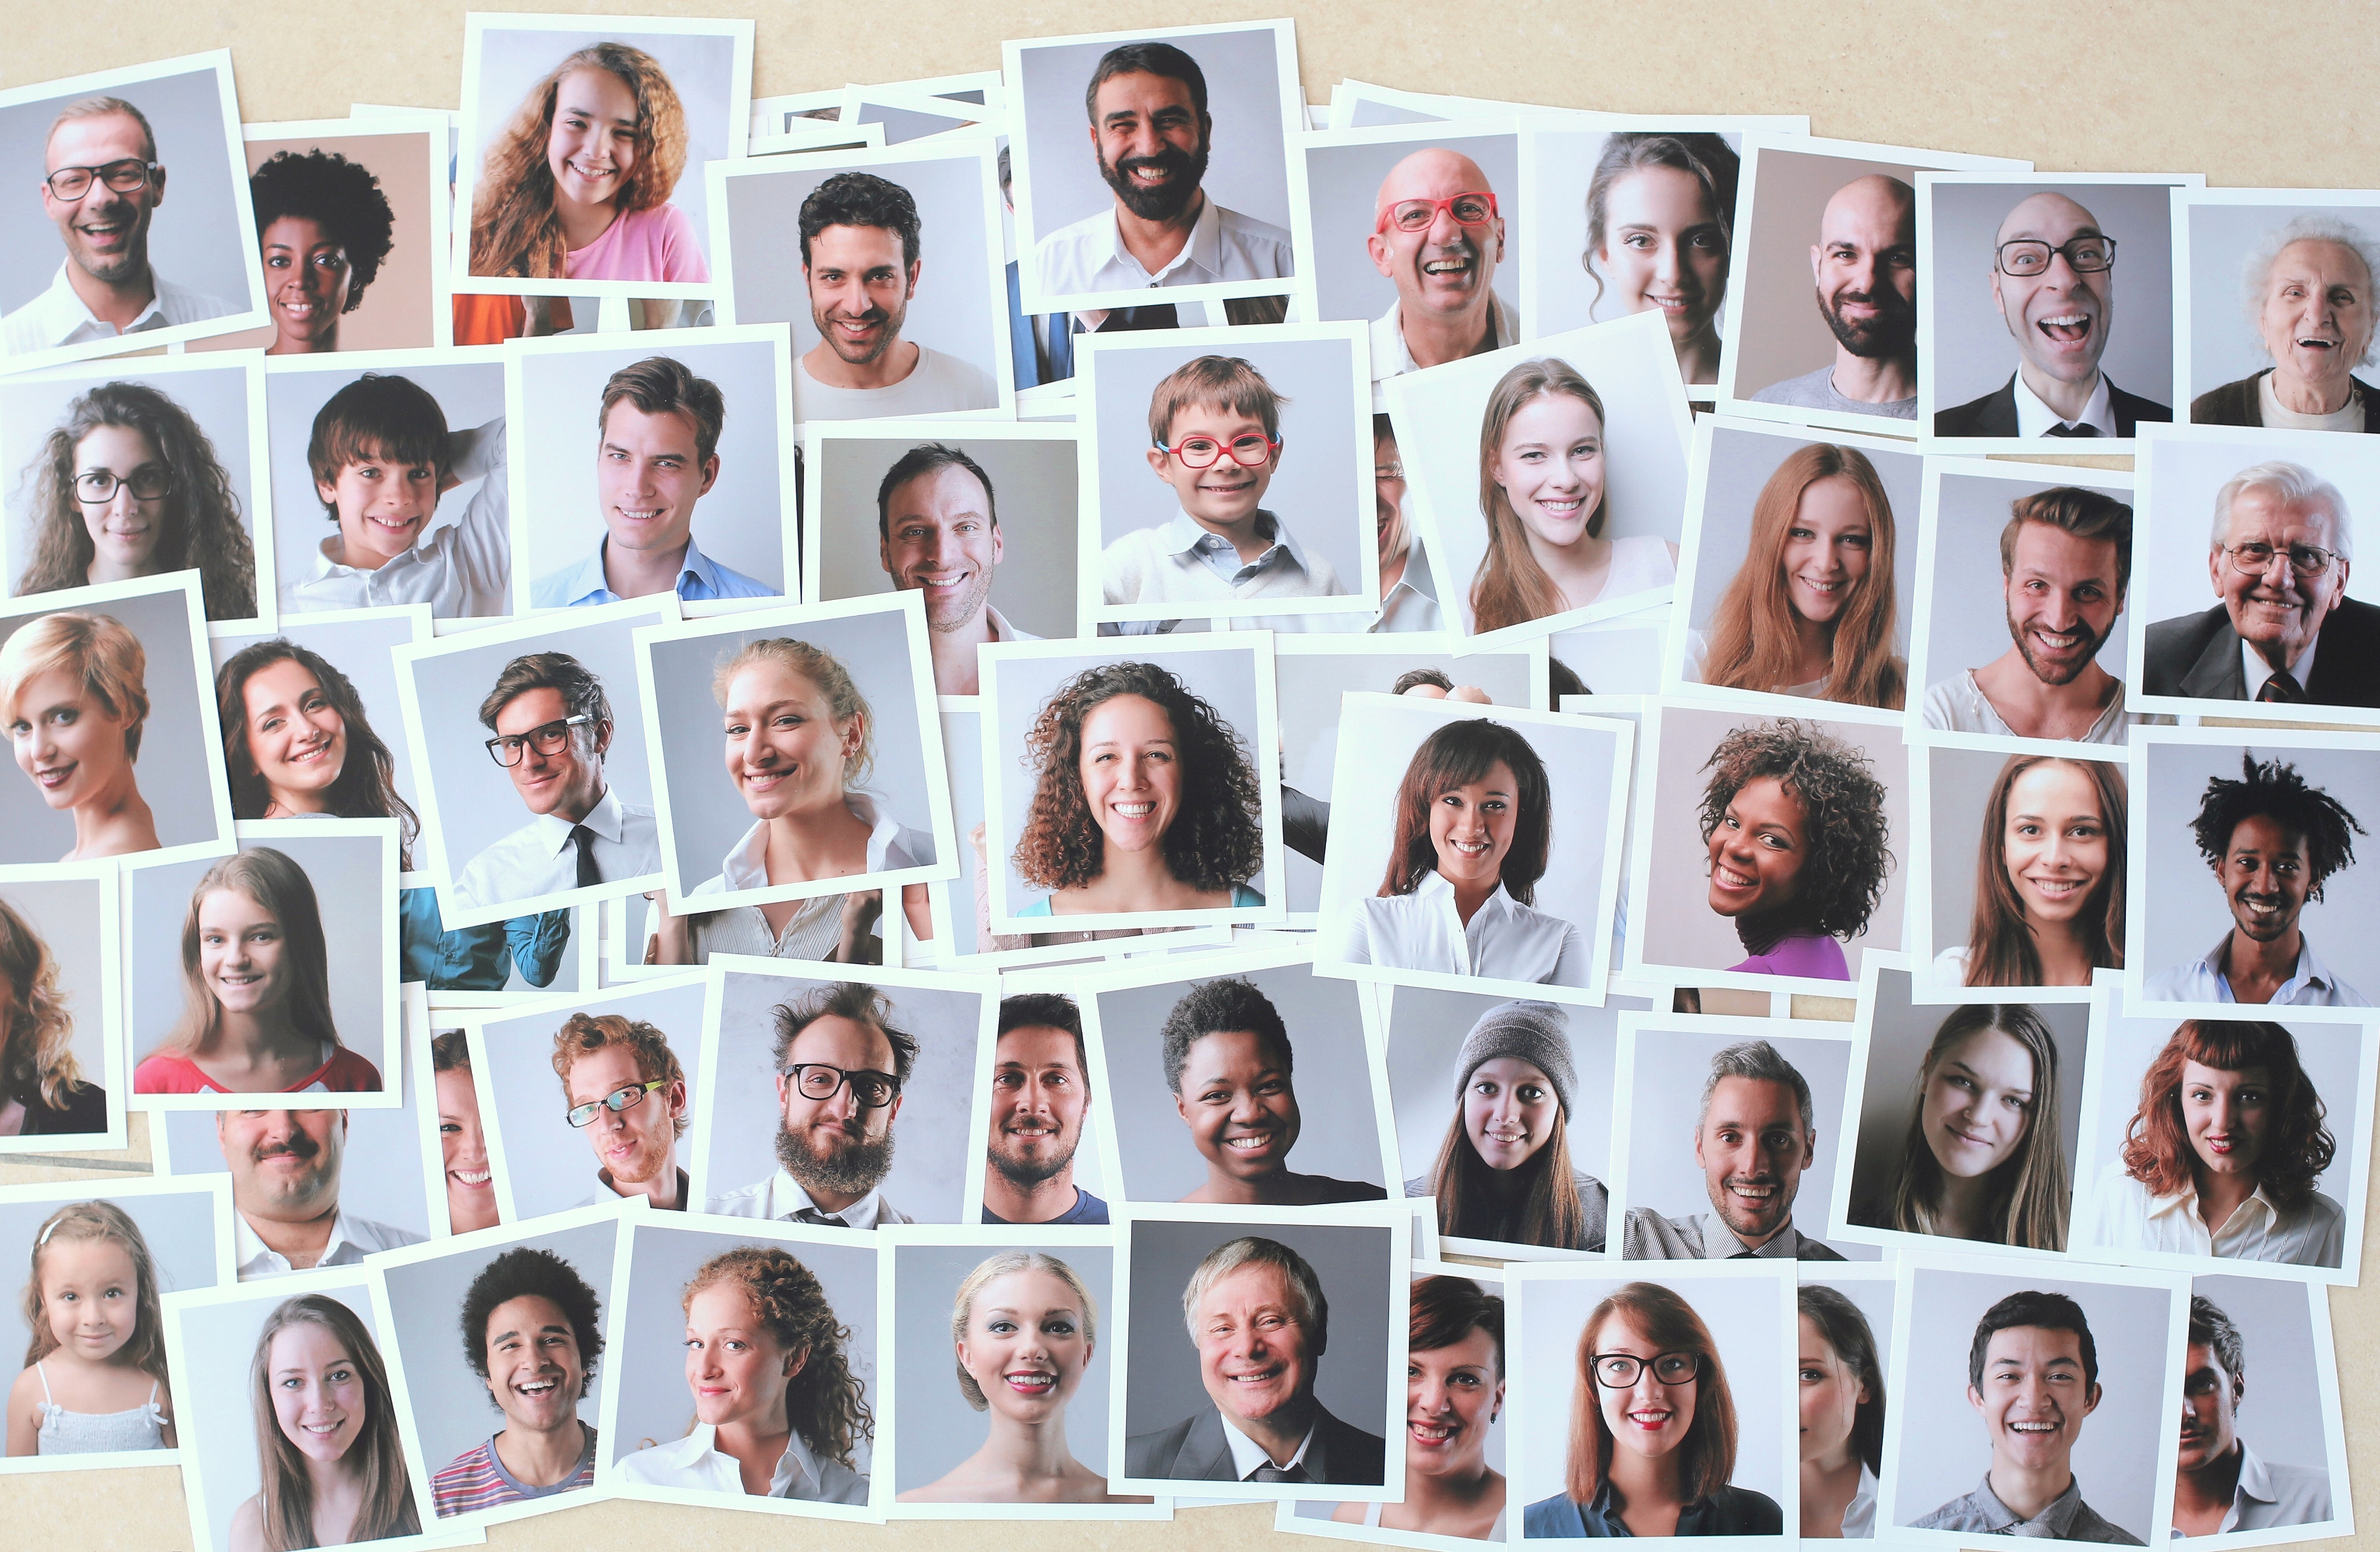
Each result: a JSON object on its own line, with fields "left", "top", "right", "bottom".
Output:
{"left": 0, "top": 361, "right": 260, "bottom": 601}
{"left": 0, "top": 875, "right": 108, "bottom": 1089}
{"left": 1889, "top": 1266, "right": 2173, "bottom": 1540}
{"left": 813, "top": 433, "right": 1079, "bottom": 639}
{"left": 2136, "top": 431, "right": 2380, "bottom": 617}
{"left": 719, "top": 152, "right": 1003, "bottom": 420}
{"left": 1924, "top": 743, "right": 2130, "bottom": 965}
{"left": 0, "top": 586, "right": 220, "bottom": 863}
{"left": 697, "top": 968, "right": 980, "bottom": 1222}
{"left": 1921, "top": 471, "right": 2132, "bottom": 690}
{"left": 1015, "top": 29, "right": 1295, "bottom": 247}
{"left": 2139, "top": 741, "right": 2380, "bottom": 996}
{"left": 126, "top": 829, "right": 392, "bottom": 1074}
{"left": 609, "top": 1222, "right": 880, "bottom": 1471}
{"left": 1090, "top": 334, "right": 1365, "bottom": 591}
{"left": 1685, "top": 423, "right": 1923, "bottom": 656}
{"left": 1120, "top": 1216, "right": 1391, "bottom": 1446}
{"left": 466, "top": 27, "right": 737, "bottom": 276}
{"left": 210, "top": 611, "right": 427, "bottom": 833}
{"left": 1302, "top": 130, "right": 1520, "bottom": 326}
{"left": 1641, "top": 703, "right": 1910, "bottom": 976}
{"left": 481, "top": 978, "right": 708, "bottom": 1221}
{"left": 379, "top": 1217, "right": 618, "bottom": 1480}
{"left": 0, "top": 1186, "right": 225, "bottom": 1363}
{"left": 1731, "top": 148, "right": 1925, "bottom": 398}
{"left": 266, "top": 359, "right": 508, "bottom": 611}
{"left": 2185, "top": 203, "right": 2380, "bottom": 399}
{"left": 1849, "top": 966, "right": 2087, "bottom": 1234}
{"left": 2189, "top": 1273, "right": 2332, "bottom": 1477}
{"left": 1927, "top": 181, "right": 2177, "bottom": 411}
{"left": 1275, "top": 649, "right": 1537, "bottom": 916}
{"left": 1094, "top": 961, "right": 1387, "bottom": 1203}
{"left": 1625, "top": 1023, "right": 1870, "bottom": 1259}
{"left": 986, "top": 644, "right": 1270, "bottom": 911}
{"left": 1527, "top": 126, "right": 1744, "bottom": 341}
{"left": 890, "top": 1240, "right": 1116, "bottom": 1489}
{"left": 515, "top": 336, "right": 790, "bottom": 594}
{"left": 0, "top": 68, "right": 253, "bottom": 317}
{"left": 643, "top": 607, "right": 935, "bottom": 888}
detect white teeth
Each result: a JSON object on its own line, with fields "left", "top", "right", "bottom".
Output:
{"left": 1113, "top": 801, "right": 1154, "bottom": 817}
{"left": 454, "top": 1169, "right": 491, "bottom": 1185}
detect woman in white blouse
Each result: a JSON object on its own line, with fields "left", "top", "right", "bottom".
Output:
{"left": 1340, "top": 718, "right": 1588, "bottom": 986}
{"left": 1796, "top": 1285, "right": 1884, "bottom": 1539}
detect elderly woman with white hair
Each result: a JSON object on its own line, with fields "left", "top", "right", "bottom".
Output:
{"left": 2193, "top": 213, "right": 2380, "bottom": 431}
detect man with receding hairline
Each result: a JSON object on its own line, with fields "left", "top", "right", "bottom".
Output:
{"left": 1751, "top": 173, "right": 1918, "bottom": 419}
{"left": 876, "top": 442, "right": 1042, "bottom": 697}
{"left": 217, "top": 1107, "right": 424, "bottom": 1280}
{"left": 1367, "top": 146, "right": 1520, "bottom": 379}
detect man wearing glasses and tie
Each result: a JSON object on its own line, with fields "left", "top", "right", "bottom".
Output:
{"left": 450, "top": 651, "right": 662, "bottom": 916}
{"left": 1366, "top": 148, "right": 1519, "bottom": 381}
{"left": 2, "top": 96, "right": 237, "bottom": 355}
{"left": 1934, "top": 191, "right": 2173, "bottom": 439}
{"left": 707, "top": 980, "right": 918, "bottom": 1228}
{"left": 556, "top": 1012, "right": 691, "bottom": 1213}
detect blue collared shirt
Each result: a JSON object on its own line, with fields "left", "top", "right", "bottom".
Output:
{"left": 2142, "top": 932, "right": 2368, "bottom": 1007}
{"left": 531, "top": 534, "right": 777, "bottom": 609}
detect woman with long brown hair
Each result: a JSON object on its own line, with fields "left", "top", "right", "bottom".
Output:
{"left": 1582, "top": 134, "right": 1740, "bottom": 387}
{"left": 228, "top": 1293, "right": 420, "bottom": 1550}
{"left": 0, "top": 897, "right": 104, "bottom": 1136}
{"left": 1405, "top": 1000, "right": 1606, "bottom": 1251}
{"left": 1938, "top": 754, "right": 2125, "bottom": 988}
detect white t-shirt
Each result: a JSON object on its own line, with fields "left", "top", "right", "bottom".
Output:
{"left": 794, "top": 345, "right": 997, "bottom": 423}
{"left": 2258, "top": 371, "right": 2366, "bottom": 431}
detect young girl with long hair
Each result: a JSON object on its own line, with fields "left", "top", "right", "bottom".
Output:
{"left": 1582, "top": 133, "right": 1740, "bottom": 386}
{"left": 1406, "top": 1000, "right": 1607, "bottom": 1251}
{"left": 1943, "top": 754, "right": 2125, "bottom": 988}
{"left": 229, "top": 1293, "right": 420, "bottom": 1550}
{"left": 6, "top": 1201, "right": 173, "bottom": 1456}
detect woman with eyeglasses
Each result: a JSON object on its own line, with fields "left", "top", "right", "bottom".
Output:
{"left": 14, "top": 380, "right": 258, "bottom": 621}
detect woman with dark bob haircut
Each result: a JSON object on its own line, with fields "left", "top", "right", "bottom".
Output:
{"left": 1330, "top": 1275, "right": 1509, "bottom": 1538}
{"left": 1696, "top": 719, "right": 1892, "bottom": 981}
{"left": 1796, "top": 1284, "right": 1884, "bottom": 1538}
{"left": 1010, "top": 661, "right": 1265, "bottom": 916}
{"left": 1342, "top": 718, "right": 1589, "bottom": 986}
{"left": 249, "top": 149, "right": 400, "bottom": 356}
{"left": 2083, "top": 1018, "right": 2345, "bottom": 1268}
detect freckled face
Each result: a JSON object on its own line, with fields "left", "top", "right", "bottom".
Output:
{"left": 683, "top": 1282, "right": 798, "bottom": 1430}
{"left": 1705, "top": 775, "right": 1807, "bottom": 920}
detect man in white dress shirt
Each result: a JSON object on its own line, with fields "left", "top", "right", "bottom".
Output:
{"left": 1033, "top": 41, "right": 1293, "bottom": 300}
{"left": 793, "top": 171, "right": 997, "bottom": 421}
{"left": 219, "top": 1108, "right": 423, "bottom": 1280}
{"left": 877, "top": 441, "right": 1042, "bottom": 696}
{"left": 706, "top": 981, "right": 917, "bottom": 1228}
{"left": 2, "top": 96, "right": 238, "bottom": 356}
{"left": 1622, "top": 1040, "right": 1846, "bottom": 1261}
{"left": 556, "top": 1012, "right": 689, "bottom": 1213}
{"left": 451, "top": 652, "right": 661, "bottom": 916}
{"left": 2172, "top": 1295, "right": 2334, "bottom": 1537}
{"left": 1367, "top": 148, "right": 1520, "bottom": 380}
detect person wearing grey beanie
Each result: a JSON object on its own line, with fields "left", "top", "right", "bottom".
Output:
{"left": 1403, "top": 999, "right": 1607, "bottom": 1251}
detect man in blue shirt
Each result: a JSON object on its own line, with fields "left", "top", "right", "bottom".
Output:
{"left": 980, "top": 991, "right": 1108, "bottom": 1224}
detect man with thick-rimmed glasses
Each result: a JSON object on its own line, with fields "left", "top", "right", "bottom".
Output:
{"left": 554, "top": 1011, "right": 690, "bottom": 1212}
{"left": 1367, "top": 147, "right": 1520, "bottom": 379}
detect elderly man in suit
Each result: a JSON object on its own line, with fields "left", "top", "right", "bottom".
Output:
{"left": 1124, "top": 1236, "right": 1386, "bottom": 1486}
{"left": 2142, "top": 459, "right": 2380, "bottom": 707}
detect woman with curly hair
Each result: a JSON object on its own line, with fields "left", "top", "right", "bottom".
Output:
{"left": 13, "top": 381, "right": 258, "bottom": 621}
{"left": 1697, "top": 719, "right": 1893, "bottom": 980}
{"left": 468, "top": 42, "right": 707, "bottom": 288}
{"left": 226, "top": 1293, "right": 418, "bottom": 1551}
{"left": 1345, "top": 716, "right": 1587, "bottom": 985}
{"left": 618, "top": 1246, "right": 870, "bottom": 1502}
{"left": 248, "top": 149, "right": 399, "bottom": 355}
{"left": 1938, "top": 754, "right": 2125, "bottom": 988}
{"left": 1011, "top": 660, "right": 1265, "bottom": 917}
{"left": 0, "top": 897, "right": 104, "bottom": 1137}
{"left": 2083, "top": 1019, "right": 2344, "bottom": 1267}
{"left": 1689, "top": 444, "right": 1904, "bottom": 709}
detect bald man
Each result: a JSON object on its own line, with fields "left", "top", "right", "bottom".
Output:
{"left": 1935, "top": 191, "right": 2171, "bottom": 438}
{"left": 1367, "top": 147, "right": 1520, "bottom": 379}
{"left": 1752, "top": 173, "right": 1918, "bottom": 419}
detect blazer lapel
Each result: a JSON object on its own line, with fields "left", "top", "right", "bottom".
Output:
{"left": 2179, "top": 612, "right": 2247, "bottom": 700}
{"left": 1181, "top": 1408, "right": 1240, "bottom": 1481}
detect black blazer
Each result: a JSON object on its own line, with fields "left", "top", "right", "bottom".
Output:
{"left": 2191, "top": 369, "right": 2380, "bottom": 431}
{"left": 1123, "top": 1401, "right": 1387, "bottom": 1486}
{"left": 1933, "top": 372, "right": 2171, "bottom": 437}
{"left": 13, "top": 1081, "right": 106, "bottom": 1136}
{"left": 2140, "top": 597, "right": 2380, "bottom": 706}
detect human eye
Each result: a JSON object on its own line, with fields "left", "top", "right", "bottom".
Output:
{"left": 1759, "top": 831, "right": 1791, "bottom": 850}
{"left": 2015, "top": 821, "right": 2041, "bottom": 837}
{"left": 1622, "top": 231, "right": 1655, "bottom": 250}
{"left": 987, "top": 1318, "right": 1016, "bottom": 1334}
{"left": 266, "top": 251, "right": 288, "bottom": 269}
{"left": 723, "top": 719, "right": 748, "bottom": 738}
{"left": 440, "top": 1119, "right": 461, "bottom": 1135}
{"left": 993, "top": 1071, "right": 1023, "bottom": 1090}
{"left": 1691, "top": 231, "right": 1722, "bottom": 251}
{"left": 2237, "top": 1086, "right": 2268, "bottom": 1106}
{"left": 2186, "top": 1084, "right": 2213, "bottom": 1104}
{"left": 1799, "top": 1365, "right": 1825, "bottom": 1383}
{"left": 1517, "top": 1082, "right": 1545, "bottom": 1103}
{"left": 1842, "top": 531, "right": 1872, "bottom": 549}
{"left": 1787, "top": 526, "right": 1814, "bottom": 541}
{"left": 1047, "top": 1318, "right": 1077, "bottom": 1336}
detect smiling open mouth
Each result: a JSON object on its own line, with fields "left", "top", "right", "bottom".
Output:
{"left": 1005, "top": 1371, "right": 1058, "bottom": 1394}
{"left": 31, "top": 763, "right": 74, "bottom": 790}
{"left": 1713, "top": 862, "right": 1757, "bottom": 890}
{"left": 2009, "top": 1419, "right": 2060, "bottom": 1434}
{"left": 1224, "top": 1132, "right": 1277, "bottom": 1153}
{"left": 1410, "top": 1419, "right": 1462, "bottom": 1443}
{"left": 2037, "top": 311, "right": 2094, "bottom": 343}
{"left": 451, "top": 1168, "right": 491, "bottom": 1186}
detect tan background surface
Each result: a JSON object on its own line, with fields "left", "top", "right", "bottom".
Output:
{"left": 3, "top": 3, "right": 2374, "bottom": 1547}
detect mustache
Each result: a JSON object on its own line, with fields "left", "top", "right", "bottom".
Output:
{"left": 251, "top": 1132, "right": 322, "bottom": 1164}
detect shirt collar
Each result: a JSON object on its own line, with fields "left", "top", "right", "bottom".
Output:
{"left": 677, "top": 1423, "right": 829, "bottom": 1497}
{"left": 234, "top": 1208, "right": 361, "bottom": 1276}
{"left": 2241, "top": 631, "right": 2318, "bottom": 699}
{"left": 718, "top": 793, "right": 898, "bottom": 891}
{"left": 1217, "top": 1406, "right": 1316, "bottom": 1481}
{"left": 1159, "top": 506, "right": 1295, "bottom": 563}
{"left": 1694, "top": 1212, "right": 1804, "bottom": 1259}
{"left": 985, "top": 603, "right": 1023, "bottom": 642}
{"left": 2012, "top": 369, "right": 2117, "bottom": 437}
{"left": 1090, "top": 192, "right": 1223, "bottom": 284}
{"left": 770, "top": 1168, "right": 887, "bottom": 1231}
{"left": 1417, "top": 868, "right": 1515, "bottom": 923}
{"left": 1971, "top": 1471, "right": 2089, "bottom": 1535}
{"left": 1384, "top": 543, "right": 1437, "bottom": 606}
{"left": 1373, "top": 293, "right": 1519, "bottom": 375}
{"left": 551, "top": 535, "right": 730, "bottom": 607}
{"left": 39, "top": 258, "right": 174, "bottom": 336}
{"left": 2140, "top": 1176, "right": 2281, "bottom": 1231}
{"left": 534, "top": 786, "right": 625, "bottom": 855}
{"left": 2199, "top": 929, "right": 2339, "bottom": 1001}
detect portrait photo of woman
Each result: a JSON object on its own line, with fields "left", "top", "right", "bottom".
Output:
{"left": 1, "top": 610, "right": 161, "bottom": 861}
{"left": 1327, "top": 1274, "right": 1507, "bottom": 1539}
{"left": 1582, "top": 133, "right": 1740, "bottom": 389}
{"left": 1695, "top": 720, "right": 1893, "bottom": 981}
{"left": 1795, "top": 1284, "right": 1884, "bottom": 1540}
{"left": 14, "top": 381, "right": 258, "bottom": 624}
{"left": 1937, "top": 754, "right": 2126, "bottom": 989}
{"left": 0, "top": 896, "right": 106, "bottom": 1138}
{"left": 248, "top": 150, "right": 398, "bottom": 356}
{"left": 2191, "top": 212, "right": 2380, "bottom": 431}
{"left": 226, "top": 1293, "right": 421, "bottom": 1552}
{"left": 432, "top": 1031, "right": 499, "bottom": 1235}
{"left": 1405, "top": 999, "right": 1607, "bottom": 1251}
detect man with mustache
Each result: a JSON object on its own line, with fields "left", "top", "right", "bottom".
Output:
{"left": 1367, "top": 147, "right": 1520, "bottom": 379}
{"left": 1934, "top": 191, "right": 2171, "bottom": 438}
{"left": 707, "top": 980, "right": 916, "bottom": 1227}
{"left": 1912, "top": 1290, "right": 2143, "bottom": 1542}
{"left": 3, "top": 96, "right": 236, "bottom": 356}
{"left": 553, "top": 1012, "right": 689, "bottom": 1212}
{"left": 2171, "top": 1294, "right": 2333, "bottom": 1536}
{"left": 216, "top": 1107, "right": 423, "bottom": 1280}
{"left": 2145, "top": 753, "right": 2368, "bottom": 1006}
{"left": 1922, "top": 486, "right": 2156, "bottom": 741}
{"left": 877, "top": 442, "right": 1042, "bottom": 699}
{"left": 794, "top": 171, "right": 996, "bottom": 422}
{"left": 1751, "top": 173, "right": 1918, "bottom": 419}
{"left": 1034, "top": 41, "right": 1294, "bottom": 301}
{"left": 2142, "top": 460, "right": 2380, "bottom": 709}
{"left": 1622, "top": 1039, "right": 1846, "bottom": 1260}
{"left": 981, "top": 991, "right": 1109, "bottom": 1224}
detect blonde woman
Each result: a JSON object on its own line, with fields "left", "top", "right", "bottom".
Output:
{"left": 0, "top": 898, "right": 104, "bottom": 1136}
{"left": 1, "top": 611, "right": 160, "bottom": 860}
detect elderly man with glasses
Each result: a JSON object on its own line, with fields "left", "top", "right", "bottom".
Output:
{"left": 1366, "top": 147, "right": 1520, "bottom": 380}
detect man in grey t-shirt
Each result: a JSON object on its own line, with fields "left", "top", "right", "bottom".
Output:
{"left": 1750, "top": 173, "right": 1917, "bottom": 419}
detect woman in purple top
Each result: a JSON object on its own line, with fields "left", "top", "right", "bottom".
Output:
{"left": 1696, "top": 720, "right": 1892, "bottom": 981}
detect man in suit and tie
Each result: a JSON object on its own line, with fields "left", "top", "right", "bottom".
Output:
{"left": 2142, "top": 460, "right": 2380, "bottom": 708}
{"left": 1934, "top": 191, "right": 2171, "bottom": 439}
{"left": 1124, "top": 1236, "right": 1387, "bottom": 1486}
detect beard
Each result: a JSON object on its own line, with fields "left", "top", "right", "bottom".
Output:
{"left": 918, "top": 567, "right": 995, "bottom": 632}
{"left": 989, "top": 1121, "right": 1080, "bottom": 1189}
{"left": 811, "top": 295, "right": 910, "bottom": 367}
{"left": 775, "top": 1116, "right": 895, "bottom": 1198}
{"left": 1816, "top": 281, "right": 1915, "bottom": 359}
{"left": 1098, "top": 137, "right": 1210, "bottom": 223}
{"left": 603, "top": 1131, "right": 671, "bottom": 1186}
{"left": 2006, "top": 606, "right": 2110, "bottom": 687}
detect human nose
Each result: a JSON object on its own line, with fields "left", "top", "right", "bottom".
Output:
{"left": 2207, "top": 1090, "right": 2236, "bottom": 1133}
{"left": 818, "top": 1077, "right": 860, "bottom": 1123}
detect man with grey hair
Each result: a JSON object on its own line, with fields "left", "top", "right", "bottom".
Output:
{"left": 1623, "top": 1039, "right": 1845, "bottom": 1260}
{"left": 3, "top": 95, "right": 238, "bottom": 355}
{"left": 1123, "top": 1235, "right": 1387, "bottom": 1485}
{"left": 2141, "top": 459, "right": 2380, "bottom": 706}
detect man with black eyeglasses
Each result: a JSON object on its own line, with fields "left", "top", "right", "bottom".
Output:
{"left": 2144, "top": 459, "right": 2380, "bottom": 708}
{"left": 1367, "top": 148, "right": 1517, "bottom": 379}
{"left": 3, "top": 95, "right": 237, "bottom": 355}
{"left": 450, "top": 651, "right": 661, "bottom": 915}
{"left": 707, "top": 980, "right": 918, "bottom": 1228}
{"left": 553, "top": 1011, "right": 689, "bottom": 1212}
{"left": 1935, "top": 190, "right": 2172, "bottom": 438}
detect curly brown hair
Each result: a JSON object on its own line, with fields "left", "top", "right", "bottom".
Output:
{"left": 2119, "top": 1019, "right": 2336, "bottom": 1211}
{"left": 1011, "top": 661, "right": 1262, "bottom": 895}
{"left": 1697, "top": 719, "right": 1894, "bottom": 941}
{"left": 684, "top": 1246, "right": 873, "bottom": 1467}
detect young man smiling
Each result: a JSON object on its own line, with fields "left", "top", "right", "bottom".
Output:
{"left": 1752, "top": 174, "right": 1919, "bottom": 419}
{"left": 794, "top": 171, "right": 995, "bottom": 421}
{"left": 1623, "top": 1039, "right": 1847, "bottom": 1260}
{"left": 553, "top": 1012, "right": 690, "bottom": 1213}
{"left": 433, "top": 1247, "right": 605, "bottom": 1516}
{"left": 877, "top": 442, "right": 1041, "bottom": 697}
{"left": 982, "top": 992, "right": 1109, "bottom": 1224}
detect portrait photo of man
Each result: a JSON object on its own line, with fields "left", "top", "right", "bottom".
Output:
{"left": 796, "top": 171, "right": 998, "bottom": 421}
{"left": 1749, "top": 173, "right": 1918, "bottom": 419}
{"left": 980, "top": 991, "right": 1109, "bottom": 1225}
{"left": 1365, "top": 146, "right": 1519, "bottom": 379}
{"left": 218, "top": 1106, "right": 424, "bottom": 1281}
{"left": 878, "top": 441, "right": 1041, "bottom": 697}
{"left": 2171, "top": 1292, "right": 2335, "bottom": 1536}
{"left": 1623, "top": 1038, "right": 1847, "bottom": 1261}
{"left": 552, "top": 1011, "right": 689, "bottom": 1213}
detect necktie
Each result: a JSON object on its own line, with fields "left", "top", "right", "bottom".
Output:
{"left": 794, "top": 1208, "right": 849, "bottom": 1228}
{"left": 1250, "top": 1463, "right": 1309, "bottom": 1483}
{"left": 2257, "top": 669, "right": 2306, "bottom": 703}
{"left": 569, "top": 825, "right": 600, "bottom": 888}
{"left": 2043, "top": 422, "right": 2100, "bottom": 437}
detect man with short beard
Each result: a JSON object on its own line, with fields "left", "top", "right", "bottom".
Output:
{"left": 1751, "top": 173, "right": 1918, "bottom": 419}
{"left": 793, "top": 171, "right": 995, "bottom": 422}
{"left": 1034, "top": 41, "right": 1294, "bottom": 300}
{"left": 218, "top": 1107, "right": 423, "bottom": 1280}
{"left": 876, "top": 442, "right": 1042, "bottom": 698}
{"left": 706, "top": 981, "right": 917, "bottom": 1226}
{"left": 553, "top": 1011, "right": 690, "bottom": 1211}
{"left": 981, "top": 992, "right": 1109, "bottom": 1224}
{"left": 1622, "top": 1039, "right": 1845, "bottom": 1260}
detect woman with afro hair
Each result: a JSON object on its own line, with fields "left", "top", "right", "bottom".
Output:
{"left": 1696, "top": 719, "right": 1894, "bottom": 980}
{"left": 248, "top": 149, "right": 399, "bottom": 354}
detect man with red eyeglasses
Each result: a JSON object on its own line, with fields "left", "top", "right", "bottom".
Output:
{"left": 1367, "top": 148, "right": 1520, "bottom": 380}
